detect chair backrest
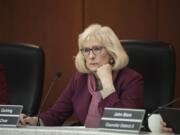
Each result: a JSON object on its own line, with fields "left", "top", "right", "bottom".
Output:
{"left": 121, "top": 40, "right": 176, "bottom": 114}
{"left": 0, "top": 43, "right": 44, "bottom": 115}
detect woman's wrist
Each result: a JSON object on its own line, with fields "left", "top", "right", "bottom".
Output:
{"left": 100, "top": 85, "right": 115, "bottom": 99}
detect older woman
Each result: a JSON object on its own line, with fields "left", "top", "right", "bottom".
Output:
{"left": 20, "top": 24, "right": 144, "bottom": 128}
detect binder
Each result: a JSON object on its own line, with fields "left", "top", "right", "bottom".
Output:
{"left": 159, "top": 107, "right": 180, "bottom": 134}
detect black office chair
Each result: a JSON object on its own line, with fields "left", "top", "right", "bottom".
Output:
{"left": 0, "top": 43, "right": 44, "bottom": 115}
{"left": 121, "top": 40, "right": 176, "bottom": 131}
{"left": 121, "top": 40, "right": 176, "bottom": 114}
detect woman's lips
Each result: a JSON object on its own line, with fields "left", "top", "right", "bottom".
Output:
{"left": 89, "top": 63, "right": 98, "bottom": 65}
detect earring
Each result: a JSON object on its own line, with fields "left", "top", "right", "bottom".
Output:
{"left": 110, "top": 58, "right": 114, "bottom": 64}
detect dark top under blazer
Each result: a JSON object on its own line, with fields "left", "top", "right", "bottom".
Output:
{"left": 40, "top": 67, "right": 144, "bottom": 126}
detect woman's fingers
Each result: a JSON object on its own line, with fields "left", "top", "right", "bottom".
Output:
{"left": 160, "top": 121, "right": 173, "bottom": 132}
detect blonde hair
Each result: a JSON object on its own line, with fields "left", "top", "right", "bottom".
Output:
{"left": 75, "top": 24, "right": 129, "bottom": 73}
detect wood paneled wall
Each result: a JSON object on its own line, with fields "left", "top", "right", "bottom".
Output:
{"left": 0, "top": 0, "right": 179, "bottom": 112}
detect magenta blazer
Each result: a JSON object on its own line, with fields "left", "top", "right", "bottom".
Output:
{"left": 40, "top": 67, "right": 144, "bottom": 126}
{"left": 0, "top": 65, "right": 10, "bottom": 104}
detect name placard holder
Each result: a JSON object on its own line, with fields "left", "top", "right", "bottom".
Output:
{"left": 0, "top": 105, "right": 23, "bottom": 127}
{"left": 99, "top": 107, "right": 145, "bottom": 133}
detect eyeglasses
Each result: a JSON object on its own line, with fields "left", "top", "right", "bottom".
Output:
{"left": 80, "top": 46, "right": 105, "bottom": 57}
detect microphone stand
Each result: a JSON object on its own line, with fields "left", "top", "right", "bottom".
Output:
{"left": 37, "top": 72, "right": 62, "bottom": 126}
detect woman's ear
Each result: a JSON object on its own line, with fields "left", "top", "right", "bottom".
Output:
{"left": 109, "top": 58, "right": 115, "bottom": 65}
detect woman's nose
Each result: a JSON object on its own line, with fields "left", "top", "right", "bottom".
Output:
{"left": 88, "top": 50, "right": 95, "bottom": 58}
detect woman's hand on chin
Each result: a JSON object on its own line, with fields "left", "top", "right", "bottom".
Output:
{"left": 96, "top": 64, "right": 116, "bottom": 98}
{"left": 96, "top": 64, "right": 112, "bottom": 83}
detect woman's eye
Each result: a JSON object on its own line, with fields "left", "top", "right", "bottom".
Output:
{"left": 84, "top": 48, "right": 90, "bottom": 52}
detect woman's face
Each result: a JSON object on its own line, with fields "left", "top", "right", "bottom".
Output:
{"left": 81, "top": 41, "right": 111, "bottom": 72}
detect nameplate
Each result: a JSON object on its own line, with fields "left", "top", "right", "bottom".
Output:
{"left": 99, "top": 108, "right": 145, "bottom": 133}
{"left": 0, "top": 105, "right": 23, "bottom": 127}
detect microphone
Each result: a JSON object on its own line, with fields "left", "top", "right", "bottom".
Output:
{"left": 36, "top": 72, "right": 62, "bottom": 126}
{"left": 148, "top": 97, "right": 180, "bottom": 117}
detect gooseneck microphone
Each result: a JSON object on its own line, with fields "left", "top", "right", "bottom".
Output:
{"left": 148, "top": 97, "right": 180, "bottom": 117}
{"left": 36, "top": 72, "right": 62, "bottom": 126}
